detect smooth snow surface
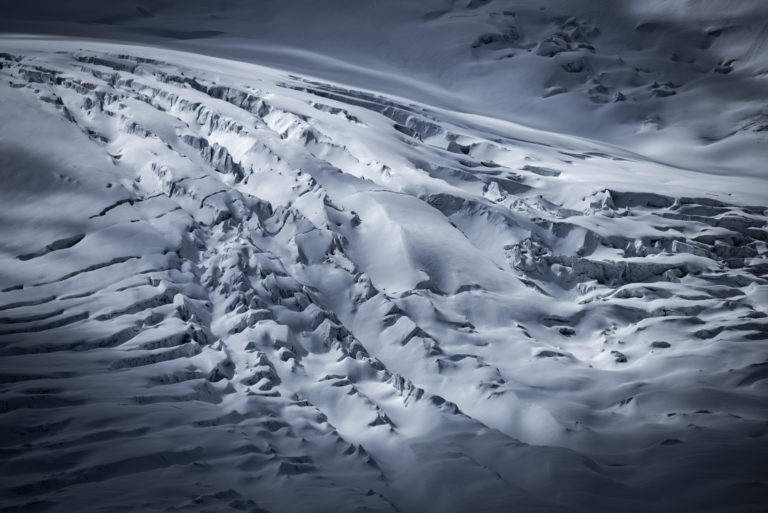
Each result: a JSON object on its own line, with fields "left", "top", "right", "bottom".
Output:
{"left": 1, "top": 1, "right": 767, "bottom": 512}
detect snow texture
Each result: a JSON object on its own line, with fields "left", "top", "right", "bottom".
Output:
{"left": 0, "top": 1, "right": 767, "bottom": 512}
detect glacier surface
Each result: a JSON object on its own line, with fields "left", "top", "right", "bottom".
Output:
{"left": 1, "top": 2, "right": 767, "bottom": 512}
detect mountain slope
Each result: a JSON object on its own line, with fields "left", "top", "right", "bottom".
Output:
{"left": 2, "top": 0, "right": 768, "bottom": 173}
{"left": 0, "top": 37, "right": 766, "bottom": 512}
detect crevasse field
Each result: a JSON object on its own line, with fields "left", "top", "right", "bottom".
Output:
{"left": 0, "top": 1, "right": 767, "bottom": 512}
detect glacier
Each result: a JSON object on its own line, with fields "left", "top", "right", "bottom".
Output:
{"left": 1, "top": 1, "right": 767, "bottom": 512}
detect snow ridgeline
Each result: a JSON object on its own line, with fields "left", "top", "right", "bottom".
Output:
{"left": 0, "top": 41, "right": 766, "bottom": 512}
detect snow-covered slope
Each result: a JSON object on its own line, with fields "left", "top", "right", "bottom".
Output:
{"left": 3, "top": 0, "right": 768, "bottom": 173}
{"left": 1, "top": 2, "right": 767, "bottom": 512}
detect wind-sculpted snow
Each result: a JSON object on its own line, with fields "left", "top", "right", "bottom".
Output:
{"left": 0, "top": 41, "right": 767, "bottom": 513}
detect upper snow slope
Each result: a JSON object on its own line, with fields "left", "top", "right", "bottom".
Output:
{"left": 2, "top": 0, "right": 768, "bottom": 173}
